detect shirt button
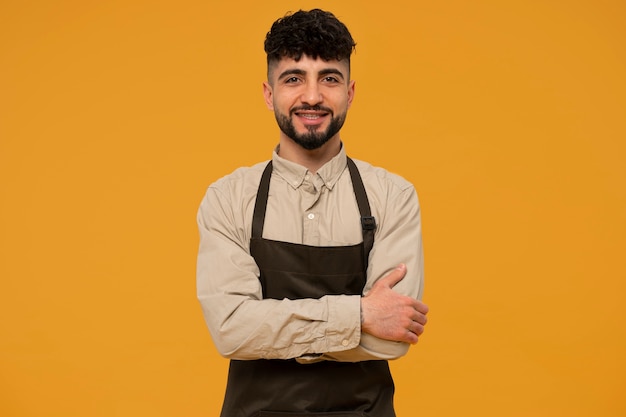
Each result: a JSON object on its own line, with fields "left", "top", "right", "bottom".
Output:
{"left": 307, "top": 213, "right": 315, "bottom": 220}
{"left": 341, "top": 339, "right": 349, "bottom": 347}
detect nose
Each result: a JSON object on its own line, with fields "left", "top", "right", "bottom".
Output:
{"left": 301, "top": 82, "right": 323, "bottom": 105}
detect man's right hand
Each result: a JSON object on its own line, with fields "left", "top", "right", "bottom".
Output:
{"left": 360, "top": 264, "right": 429, "bottom": 344}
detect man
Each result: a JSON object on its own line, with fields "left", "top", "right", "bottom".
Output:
{"left": 197, "top": 9, "right": 428, "bottom": 417}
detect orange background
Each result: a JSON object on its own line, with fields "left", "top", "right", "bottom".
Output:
{"left": 1, "top": 1, "right": 625, "bottom": 416}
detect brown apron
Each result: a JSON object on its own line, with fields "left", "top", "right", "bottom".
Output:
{"left": 219, "top": 158, "right": 395, "bottom": 417}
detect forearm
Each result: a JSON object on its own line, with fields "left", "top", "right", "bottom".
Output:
{"left": 198, "top": 291, "right": 361, "bottom": 360}
{"left": 299, "top": 335, "right": 409, "bottom": 363}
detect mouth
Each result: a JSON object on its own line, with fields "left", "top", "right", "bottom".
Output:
{"left": 292, "top": 107, "right": 332, "bottom": 126}
{"left": 296, "top": 111, "right": 327, "bottom": 120}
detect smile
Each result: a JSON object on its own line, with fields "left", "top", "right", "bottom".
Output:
{"left": 298, "top": 113, "right": 325, "bottom": 119}
{"left": 294, "top": 112, "right": 329, "bottom": 128}
{"left": 293, "top": 108, "right": 331, "bottom": 122}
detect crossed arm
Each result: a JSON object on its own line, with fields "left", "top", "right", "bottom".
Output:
{"left": 196, "top": 177, "right": 428, "bottom": 362}
{"left": 362, "top": 263, "right": 428, "bottom": 345}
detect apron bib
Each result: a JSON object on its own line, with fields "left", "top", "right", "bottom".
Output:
{"left": 220, "top": 158, "right": 395, "bottom": 417}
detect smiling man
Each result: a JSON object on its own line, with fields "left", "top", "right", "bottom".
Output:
{"left": 197, "top": 9, "right": 428, "bottom": 417}
{"left": 265, "top": 55, "right": 353, "bottom": 155}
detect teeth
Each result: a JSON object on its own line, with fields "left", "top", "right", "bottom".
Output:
{"left": 299, "top": 114, "right": 322, "bottom": 119}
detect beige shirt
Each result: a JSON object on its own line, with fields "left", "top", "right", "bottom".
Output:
{"left": 196, "top": 146, "right": 424, "bottom": 363}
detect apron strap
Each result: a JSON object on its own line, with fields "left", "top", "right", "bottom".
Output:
{"left": 346, "top": 157, "right": 376, "bottom": 269}
{"left": 252, "top": 160, "right": 273, "bottom": 239}
{"left": 252, "top": 158, "right": 376, "bottom": 262}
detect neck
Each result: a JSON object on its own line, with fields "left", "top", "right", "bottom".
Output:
{"left": 277, "top": 136, "right": 342, "bottom": 174}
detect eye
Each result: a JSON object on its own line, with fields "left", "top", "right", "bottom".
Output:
{"left": 285, "top": 76, "right": 301, "bottom": 84}
{"left": 323, "top": 76, "right": 340, "bottom": 83}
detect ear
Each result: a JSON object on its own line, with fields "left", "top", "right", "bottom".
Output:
{"left": 263, "top": 81, "right": 274, "bottom": 110}
{"left": 347, "top": 80, "right": 356, "bottom": 108}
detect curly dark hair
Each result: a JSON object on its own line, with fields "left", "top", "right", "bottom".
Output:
{"left": 264, "top": 9, "right": 356, "bottom": 68}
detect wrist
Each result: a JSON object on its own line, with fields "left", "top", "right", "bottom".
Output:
{"left": 360, "top": 298, "right": 369, "bottom": 332}
{"left": 360, "top": 302, "right": 364, "bottom": 325}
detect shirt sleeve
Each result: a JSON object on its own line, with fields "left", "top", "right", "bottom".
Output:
{"left": 196, "top": 185, "right": 362, "bottom": 360}
{"left": 309, "top": 183, "right": 425, "bottom": 363}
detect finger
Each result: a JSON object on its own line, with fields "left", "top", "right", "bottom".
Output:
{"left": 405, "top": 327, "right": 419, "bottom": 344}
{"left": 414, "top": 301, "right": 429, "bottom": 315}
{"left": 411, "top": 321, "right": 425, "bottom": 337}
{"left": 413, "top": 312, "right": 428, "bottom": 326}
{"left": 376, "top": 264, "right": 407, "bottom": 289}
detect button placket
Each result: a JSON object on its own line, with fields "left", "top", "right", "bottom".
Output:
{"left": 301, "top": 174, "right": 323, "bottom": 245}
{"left": 303, "top": 210, "right": 319, "bottom": 245}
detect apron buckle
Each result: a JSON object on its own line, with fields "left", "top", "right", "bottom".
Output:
{"left": 361, "top": 216, "right": 377, "bottom": 231}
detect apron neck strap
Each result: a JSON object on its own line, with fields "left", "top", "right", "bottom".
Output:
{"left": 252, "top": 158, "right": 376, "bottom": 264}
{"left": 346, "top": 157, "right": 376, "bottom": 266}
{"left": 252, "top": 160, "right": 273, "bottom": 240}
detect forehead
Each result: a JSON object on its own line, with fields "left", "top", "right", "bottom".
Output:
{"left": 269, "top": 55, "right": 350, "bottom": 80}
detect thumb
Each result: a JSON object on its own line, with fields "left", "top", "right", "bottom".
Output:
{"left": 376, "top": 264, "right": 407, "bottom": 289}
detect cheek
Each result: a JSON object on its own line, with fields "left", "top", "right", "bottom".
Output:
{"left": 335, "top": 94, "right": 351, "bottom": 111}
{"left": 274, "top": 96, "right": 294, "bottom": 113}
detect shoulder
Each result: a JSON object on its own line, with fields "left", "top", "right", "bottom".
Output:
{"left": 199, "top": 161, "right": 270, "bottom": 218}
{"left": 207, "top": 160, "right": 270, "bottom": 196}
{"left": 198, "top": 161, "right": 270, "bottom": 231}
{"left": 350, "top": 158, "right": 415, "bottom": 195}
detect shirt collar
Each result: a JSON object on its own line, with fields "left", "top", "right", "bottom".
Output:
{"left": 271, "top": 144, "right": 348, "bottom": 190}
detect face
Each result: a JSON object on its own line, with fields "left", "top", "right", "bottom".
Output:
{"left": 263, "top": 55, "right": 355, "bottom": 151}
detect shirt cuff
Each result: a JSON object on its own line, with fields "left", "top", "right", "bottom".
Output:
{"left": 323, "top": 294, "right": 361, "bottom": 353}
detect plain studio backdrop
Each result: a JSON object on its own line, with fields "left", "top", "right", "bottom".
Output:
{"left": 1, "top": 1, "right": 624, "bottom": 416}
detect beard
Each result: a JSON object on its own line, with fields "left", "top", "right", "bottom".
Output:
{"left": 275, "top": 105, "right": 347, "bottom": 151}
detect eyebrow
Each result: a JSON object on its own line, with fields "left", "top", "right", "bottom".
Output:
{"left": 319, "top": 68, "right": 345, "bottom": 80}
{"left": 277, "top": 67, "right": 346, "bottom": 82}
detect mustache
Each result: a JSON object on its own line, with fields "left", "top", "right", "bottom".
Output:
{"left": 290, "top": 105, "right": 333, "bottom": 115}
